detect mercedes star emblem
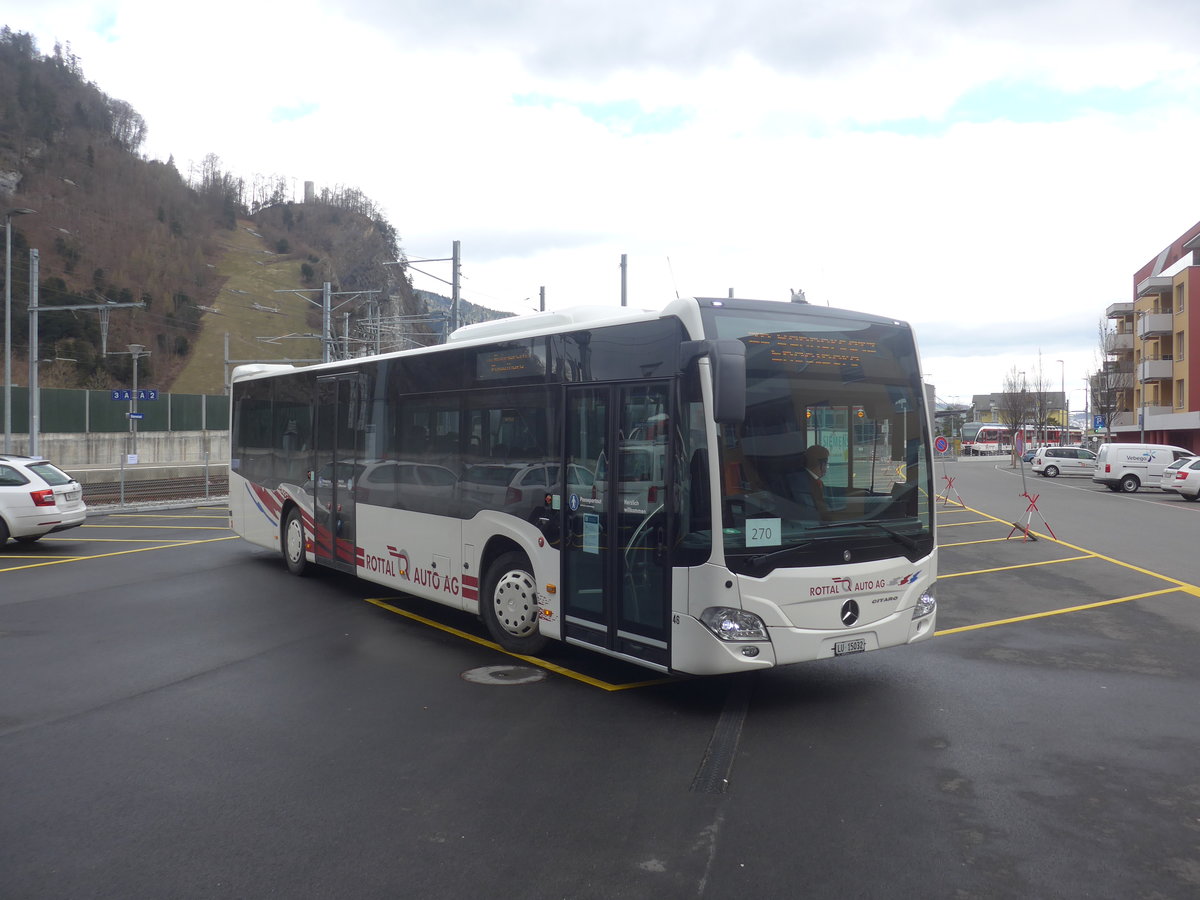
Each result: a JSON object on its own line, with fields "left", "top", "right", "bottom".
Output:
{"left": 840, "top": 599, "right": 860, "bottom": 626}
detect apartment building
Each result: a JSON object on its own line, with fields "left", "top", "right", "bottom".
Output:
{"left": 1101, "top": 220, "right": 1200, "bottom": 450}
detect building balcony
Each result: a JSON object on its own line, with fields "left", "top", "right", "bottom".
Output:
{"left": 1106, "top": 301, "right": 1133, "bottom": 319}
{"left": 1138, "top": 357, "right": 1174, "bottom": 382}
{"left": 1137, "top": 312, "right": 1173, "bottom": 338}
{"left": 1105, "top": 331, "right": 1134, "bottom": 352}
{"left": 1136, "top": 275, "right": 1173, "bottom": 298}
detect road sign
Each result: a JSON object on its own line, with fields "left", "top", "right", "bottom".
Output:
{"left": 111, "top": 389, "right": 158, "bottom": 401}
{"left": 1094, "top": 415, "right": 1105, "bottom": 431}
{"left": 934, "top": 435, "right": 949, "bottom": 454}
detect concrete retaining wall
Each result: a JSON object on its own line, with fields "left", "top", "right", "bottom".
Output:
{"left": 5, "top": 431, "right": 230, "bottom": 467}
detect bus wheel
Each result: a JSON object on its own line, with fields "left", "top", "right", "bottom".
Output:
{"left": 1120, "top": 475, "right": 1140, "bottom": 493}
{"left": 482, "top": 551, "right": 548, "bottom": 655}
{"left": 282, "top": 507, "right": 309, "bottom": 576}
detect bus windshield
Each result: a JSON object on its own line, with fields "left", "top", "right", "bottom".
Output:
{"left": 702, "top": 307, "right": 934, "bottom": 572}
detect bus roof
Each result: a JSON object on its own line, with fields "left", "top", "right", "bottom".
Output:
{"left": 446, "top": 305, "right": 660, "bottom": 345}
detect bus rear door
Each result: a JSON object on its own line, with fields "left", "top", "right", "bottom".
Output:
{"left": 314, "top": 373, "right": 360, "bottom": 572}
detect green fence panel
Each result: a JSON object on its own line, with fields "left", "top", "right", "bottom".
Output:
{"left": 3, "top": 387, "right": 229, "bottom": 434}
{"left": 170, "top": 394, "right": 204, "bottom": 431}
{"left": 1, "top": 386, "right": 30, "bottom": 432}
{"left": 206, "top": 394, "right": 230, "bottom": 430}
{"left": 136, "top": 394, "right": 169, "bottom": 432}
{"left": 40, "top": 388, "right": 87, "bottom": 432}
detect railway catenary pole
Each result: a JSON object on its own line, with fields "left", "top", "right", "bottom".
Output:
{"left": 450, "top": 240, "right": 461, "bottom": 333}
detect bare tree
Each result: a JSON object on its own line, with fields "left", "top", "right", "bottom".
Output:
{"left": 1093, "top": 318, "right": 1131, "bottom": 444}
{"left": 1028, "top": 353, "right": 1053, "bottom": 445}
{"left": 996, "top": 366, "right": 1034, "bottom": 463}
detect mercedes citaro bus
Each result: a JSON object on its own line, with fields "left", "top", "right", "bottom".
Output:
{"left": 229, "top": 297, "right": 937, "bottom": 675}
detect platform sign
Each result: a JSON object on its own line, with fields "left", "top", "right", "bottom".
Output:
{"left": 111, "top": 389, "right": 158, "bottom": 401}
{"left": 128, "top": 412, "right": 145, "bottom": 420}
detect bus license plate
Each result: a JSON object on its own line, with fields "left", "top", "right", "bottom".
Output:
{"left": 834, "top": 638, "right": 867, "bottom": 656}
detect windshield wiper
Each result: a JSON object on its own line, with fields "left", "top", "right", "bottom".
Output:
{"left": 745, "top": 539, "right": 816, "bottom": 571}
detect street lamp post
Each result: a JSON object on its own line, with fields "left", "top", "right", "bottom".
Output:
{"left": 127, "top": 343, "right": 150, "bottom": 459}
{"left": 1135, "top": 310, "right": 1146, "bottom": 441}
{"left": 4, "top": 207, "right": 36, "bottom": 453}
{"left": 1056, "top": 359, "right": 1066, "bottom": 443}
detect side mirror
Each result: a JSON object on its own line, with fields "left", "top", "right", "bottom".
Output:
{"left": 710, "top": 340, "right": 746, "bottom": 424}
{"left": 680, "top": 339, "right": 746, "bottom": 424}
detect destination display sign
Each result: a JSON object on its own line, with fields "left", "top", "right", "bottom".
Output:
{"left": 476, "top": 346, "right": 543, "bottom": 380}
{"left": 745, "top": 333, "right": 879, "bottom": 369}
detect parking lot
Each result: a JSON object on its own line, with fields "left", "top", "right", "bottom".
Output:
{"left": 3, "top": 458, "right": 1200, "bottom": 899}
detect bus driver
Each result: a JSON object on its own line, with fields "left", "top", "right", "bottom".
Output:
{"left": 799, "top": 444, "right": 833, "bottom": 522}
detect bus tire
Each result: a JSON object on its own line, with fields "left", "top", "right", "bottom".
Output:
{"left": 482, "top": 551, "right": 548, "bottom": 655}
{"left": 1120, "top": 474, "right": 1140, "bottom": 493}
{"left": 282, "top": 507, "right": 309, "bottom": 576}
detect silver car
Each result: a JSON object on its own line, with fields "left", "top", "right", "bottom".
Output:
{"left": 1032, "top": 446, "right": 1097, "bottom": 478}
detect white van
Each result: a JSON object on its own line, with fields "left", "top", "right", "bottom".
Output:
{"left": 1091, "top": 443, "right": 1195, "bottom": 493}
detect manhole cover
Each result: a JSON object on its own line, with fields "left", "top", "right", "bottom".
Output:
{"left": 461, "top": 665, "right": 546, "bottom": 685}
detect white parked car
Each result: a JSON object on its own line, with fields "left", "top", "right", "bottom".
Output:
{"left": 1167, "top": 456, "right": 1200, "bottom": 501}
{"left": 1031, "top": 446, "right": 1097, "bottom": 478}
{"left": 1159, "top": 457, "right": 1196, "bottom": 493}
{"left": 0, "top": 456, "right": 87, "bottom": 545}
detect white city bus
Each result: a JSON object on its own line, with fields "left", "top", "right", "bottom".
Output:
{"left": 229, "top": 297, "right": 937, "bottom": 675}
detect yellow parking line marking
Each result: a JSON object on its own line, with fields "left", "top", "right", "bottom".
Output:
{"left": 937, "top": 519, "right": 998, "bottom": 527}
{"left": 936, "top": 587, "right": 1181, "bottom": 635}
{"left": 362, "top": 597, "right": 673, "bottom": 691}
{"left": 939, "top": 537, "right": 1017, "bottom": 548}
{"left": 0, "top": 554, "right": 80, "bottom": 560}
{"left": 101, "top": 514, "right": 230, "bottom": 520}
{"left": 42, "top": 537, "right": 199, "bottom": 543}
{"left": 81, "top": 524, "right": 232, "bottom": 530}
{"left": 0, "top": 535, "right": 240, "bottom": 571}
{"left": 939, "top": 554, "right": 1096, "bottom": 578}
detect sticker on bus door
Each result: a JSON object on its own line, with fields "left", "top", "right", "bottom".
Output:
{"left": 583, "top": 513, "right": 600, "bottom": 554}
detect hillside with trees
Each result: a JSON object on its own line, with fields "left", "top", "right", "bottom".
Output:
{"left": 0, "top": 27, "right": 454, "bottom": 395}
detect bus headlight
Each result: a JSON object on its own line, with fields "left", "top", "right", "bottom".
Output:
{"left": 911, "top": 588, "right": 936, "bottom": 620}
{"left": 700, "top": 607, "right": 769, "bottom": 641}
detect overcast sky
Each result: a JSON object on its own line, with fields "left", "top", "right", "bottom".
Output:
{"left": 12, "top": 0, "right": 1200, "bottom": 404}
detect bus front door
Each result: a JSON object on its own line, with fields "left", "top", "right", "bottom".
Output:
{"left": 563, "top": 383, "right": 672, "bottom": 670}
{"left": 314, "top": 374, "right": 359, "bottom": 573}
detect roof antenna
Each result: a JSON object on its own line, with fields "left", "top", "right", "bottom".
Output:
{"left": 667, "top": 257, "right": 680, "bottom": 299}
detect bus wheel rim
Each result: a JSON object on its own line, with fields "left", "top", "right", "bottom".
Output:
{"left": 287, "top": 517, "right": 303, "bottom": 561}
{"left": 493, "top": 569, "right": 537, "bottom": 637}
